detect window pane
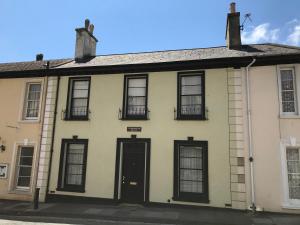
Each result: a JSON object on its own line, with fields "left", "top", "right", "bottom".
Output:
{"left": 180, "top": 181, "right": 203, "bottom": 193}
{"left": 286, "top": 148, "right": 300, "bottom": 200}
{"left": 280, "top": 70, "right": 296, "bottom": 113}
{"left": 281, "top": 70, "right": 293, "bottom": 81}
{"left": 19, "top": 156, "right": 33, "bottom": 166}
{"left": 179, "top": 145, "right": 204, "bottom": 194}
{"left": 282, "top": 102, "right": 296, "bottom": 113}
{"left": 68, "top": 79, "right": 90, "bottom": 118}
{"left": 20, "top": 147, "right": 34, "bottom": 157}
{"left": 18, "top": 167, "right": 32, "bottom": 176}
{"left": 73, "top": 89, "right": 88, "bottom": 98}
{"left": 180, "top": 146, "right": 202, "bottom": 157}
{"left": 24, "top": 83, "right": 41, "bottom": 119}
{"left": 17, "top": 177, "right": 31, "bottom": 187}
{"left": 128, "top": 78, "right": 146, "bottom": 88}
{"left": 62, "top": 142, "right": 86, "bottom": 188}
{"left": 72, "top": 99, "right": 88, "bottom": 116}
{"left": 180, "top": 169, "right": 203, "bottom": 181}
{"left": 126, "top": 77, "right": 147, "bottom": 116}
{"left": 182, "top": 76, "right": 201, "bottom": 85}
{"left": 128, "top": 87, "right": 146, "bottom": 96}
{"left": 74, "top": 80, "right": 89, "bottom": 90}
{"left": 67, "top": 175, "right": 82, "bottom": 185}
{"left": 182, "top": 85, "right": 201, "bottom": 95}
{"left": 16, "top": 147, "right": 33, "bottom": 188}
{"left": 282, "top": 91, "right": 295, "bottom": 101}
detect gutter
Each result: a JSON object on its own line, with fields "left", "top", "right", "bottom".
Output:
{"left": 245, "top": 58, "right": 257, "bottom": 211}
{"left": 45, "top": 76, "right": 60, "bottom": 201}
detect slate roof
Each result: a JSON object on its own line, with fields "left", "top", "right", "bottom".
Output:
{"left": 0, "top": 43, "right": 300, "bottom": 73}
{"left": 57, "top": 44, "right": 300, "bottom": 69}
{"left": 0, "top": 59, "right": 71, "bottom": 73}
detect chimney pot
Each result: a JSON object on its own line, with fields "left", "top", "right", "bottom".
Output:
{"left": 85, "top": 19, "right": 90, "bottom": 29}
{"left": 36, "top": 54, "right": 43, "bottom": 61}
{"left": 230, "top": 2, "right": 236, "bottom": 13}
{"left": 89, "top": 24, "right": 94, "bottom": 34}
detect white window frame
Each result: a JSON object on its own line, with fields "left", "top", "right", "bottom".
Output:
{"left": 22, "top": 82, "right": 42, "bottom": 120}
{"left": 8, "top": 141, "right": 37, "bottom": 194}
{"left": 280, "top": 138, "right": 300, "bottom": 209}
{"left": 15, "top": 146, "right": 34, "bottom": 190}
{"left": 277, "top": 65, "right": 300, "bottom": 117}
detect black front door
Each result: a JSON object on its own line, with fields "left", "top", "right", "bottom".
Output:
{"left": 121, "top": 142, "right": 145, "bottom": 203}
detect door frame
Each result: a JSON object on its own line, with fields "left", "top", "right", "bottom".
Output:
{"left": 114, "top": 138, "right": 151, "bottom": 203}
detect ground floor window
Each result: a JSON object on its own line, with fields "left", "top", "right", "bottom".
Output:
{"left": 57, "top": 139, "right": 88, "bottom": 192}
{"left": 16, "top": 146, "right": 34, "bottom": 190}
{"left": 173, "top": 140, "right": 208, "bottom": 203}
{"left": 286, "top": 148, "right": 300, "bottom": 200}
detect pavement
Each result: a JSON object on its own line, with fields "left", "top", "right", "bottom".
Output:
{"left": 0, "top": 200, "right": 299, "bottom": 225}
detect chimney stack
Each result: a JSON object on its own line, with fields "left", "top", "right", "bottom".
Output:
{"left": 75, "top": 19, "right": 98, "bottom": 62}
{"left": 225, "top": 2, "right": 241, "bottom": 50}
{"left": 36, "top": 54, "right": 43, "bottom": 61}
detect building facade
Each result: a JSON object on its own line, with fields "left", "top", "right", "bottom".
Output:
{"left": 1, "top": 3, "right": 300, "bottom": 213}
{"left": 244, "top": 64, "right": 300, "bottom": 213}
{"left": 0, "top": 75, "right": 46, "bottom": 201}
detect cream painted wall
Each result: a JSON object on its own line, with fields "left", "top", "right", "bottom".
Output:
{"left": 248, "top": 64, "right": 300, "bottom": 213}
{"left": 0, "top": 78, "right": 45, "bottom": 201}
{"left": 49, "top": 69, "right": 231, "bottom": 208}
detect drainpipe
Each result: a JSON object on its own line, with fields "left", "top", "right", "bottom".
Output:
{"left": 245, "top": 58, "right": 256, "bottom": 211}
{"left": 45, "top": 75, "right": 60, "bottom": 201}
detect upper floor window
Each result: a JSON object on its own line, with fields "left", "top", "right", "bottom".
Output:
{"left": 177, "top": 72, "right": 205, "bottom": 120}
{"left": 280, "top": 68, "right": 297, "bottom": 115}
{"left": 57, "top": 139, "right": 88, "bottom": 192}
{"left": 122, "top": 74, "right": 148, "bottom": 120}
{"left": 23, "top": 83, "right": 41, "bottom": 120}
{"left": 66, "top": 77, "right": 91, "bottom": 120}
{"left": 173, "top": 140, "right": 208, "bottom": 203}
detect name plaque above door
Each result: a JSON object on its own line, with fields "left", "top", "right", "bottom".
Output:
{"left": 127, "top": 127, "right": 142, "bottom": 132}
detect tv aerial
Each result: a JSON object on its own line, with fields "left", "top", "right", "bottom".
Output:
{"left": 240, "top": 13, "right": 252, "bottom": 31}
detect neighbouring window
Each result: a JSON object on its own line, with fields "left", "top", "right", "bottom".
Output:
{"left": 280, "top": 69, "right": 297, "bottom": 114}
{"left": 16, "top": 146, "right": 34, "bottom": 190}
{"left": 66, "top": 77, "right": 91, "bottom": 120}
{"left": 173, "top": 140, "right": 208, "bottom": 203}
{"left": 23, "top": 83, "right": 41, "bottom": 120}
{"left": 57, "top": 139, "right": 88, "bottom": 192}
{"left": 286, "top": 148, "right": 300, "bottom": 200}
{"left": 177, "top": 72, "right": 205, "bottom": 120}
{"left": 123, "top": 75, "right": 148, "bottom": 119}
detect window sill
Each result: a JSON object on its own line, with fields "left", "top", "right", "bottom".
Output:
{"left": 282, "top": 203, "right": 300, "bottom": 209}
{"left": 18, "top": 119, "right": 40, "bottom": 124}
{"left": 280, "top": 115, "right": 300, "bottom": 119}
{"left": 56, "top": 188, "right": 85, "bottom": 193}
{"left": 64, "top": 118, "right": 90, "bottom": 121}
{"left": 172, "top": 196, "right": 209, "bottom": 204}
{"left": 176, "top": 118, "right": 207, "bottom": 121}
{"left": 9, "top": 189, "right": 32, "bottom": 195}
{"left": 121, "top": 117, "right": 149, "bottom": 121}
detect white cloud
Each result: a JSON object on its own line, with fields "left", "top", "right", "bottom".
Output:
{"left": 241, "top": 19, "right": 300, "bottom": 46}
{"left": 241, "top": 23, "right": 280, "bottom": 44}
{"left": 287, "top": 25, "right": 300, "bottom": 46}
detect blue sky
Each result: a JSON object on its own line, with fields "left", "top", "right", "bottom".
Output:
{"left": 0, "top": 0, "right": 300, "bottom": 63}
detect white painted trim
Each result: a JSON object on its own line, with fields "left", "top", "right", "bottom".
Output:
{"left": 18, "top": 78, "right": 44, "bottom": 123}
{"left": 279, "top": 137, "right": 300, "bottom": 208}
{"left": 8, "top": 141, "right": 38, "bottom": 194}
{"left": 277, "top": 66, "right": 298, "bottom": 116}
